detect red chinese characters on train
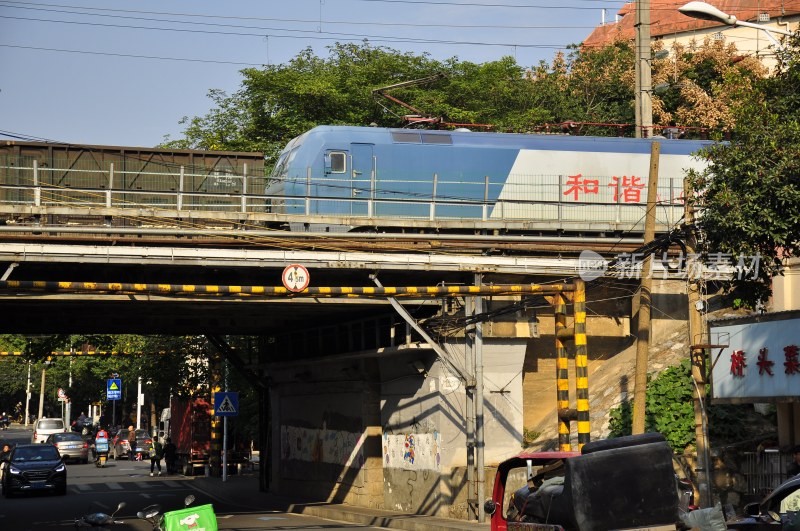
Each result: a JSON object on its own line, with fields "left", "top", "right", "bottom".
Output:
{"left": 563, "top": 174, "right": 599, "bottom": 201}
{"left": 608, "top": 176, "right": 645, "bottom": 203}
{"left": 562, "top": 174, "right": 645, "bottom": 203}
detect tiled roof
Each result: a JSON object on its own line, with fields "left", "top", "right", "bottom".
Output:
{"left": 584, "top": 0, "right": 800, "bottom": 47}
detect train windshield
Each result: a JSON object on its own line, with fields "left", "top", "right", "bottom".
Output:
{"left": 270, "top": 147, "right": 299, "bottom": 180}
{"left": 270, "top": 131, "right": 308, "bottom": 179}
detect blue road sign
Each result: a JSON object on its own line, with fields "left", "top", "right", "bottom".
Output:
{"left": 214, "top": 391, "right": 238, "bottom": 417}
{"left": 107, "top": 379, "right": 122, "bottom": 401}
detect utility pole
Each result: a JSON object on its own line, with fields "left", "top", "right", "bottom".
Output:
{"left": 223, "top": 360, "right": 229, "bottom": 482}
{"left": 136, "top": 376, "right": 143, "bottom": 430}
{"left": 475, "top": 273, "right": 486, "bottom": 523}
{"left": 632, "top": 141, "right": 660, "bottom": 433}
{"left": 634, "top": 0, "right": 653, "bottom": 138}
{"left": 38, "top": 363, "right": 46, "bottom": 420}
{"left": 25, "top": 360, "right": 31, "bottom": 426}
{"left": 685, "top": 178, "right": 712, "bottom": 507}
{"left": 66, "top": 352, "right": 73, "bottom": 426}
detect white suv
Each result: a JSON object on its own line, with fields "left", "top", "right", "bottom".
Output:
{"left": 32, "top": 417, "right": 67, "bottom": 443}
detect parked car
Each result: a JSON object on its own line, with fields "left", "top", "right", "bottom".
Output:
{"left": 2, "top": 443, "right": 67, "bottom": 497}
{"left": 44, "top": 432, "right": 89, "bottom": 464}
{"left": 727, "top": 475, "right": 800, "bottom": 530}
{"left": 111, "top": 428, "right": 152, "bottom": 460}
{"left": 31, "top": 418, "right": 67, "bottom": 444}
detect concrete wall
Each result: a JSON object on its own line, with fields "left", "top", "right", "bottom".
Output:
{"left": 772, "top": 258, "right": 800, "bottom": 312}
{"left": 269, "top": 337, "right": 528, "bottom": 516}
{"left": 380, "top": 338, "right": 526, "bottom": 516}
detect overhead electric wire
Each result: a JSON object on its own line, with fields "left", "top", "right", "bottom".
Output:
{"left": 0, "top": 14, "right": 570, "bottom": 49}
{"left": 0, "top": 1, "right": 598, "bottom": 29}
{"left": 0, "top": 43, "right": 264, "bottom": 65}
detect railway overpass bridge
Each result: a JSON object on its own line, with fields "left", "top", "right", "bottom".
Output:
{"left": 0, "top": 143, "right": 691, "bottom": 520}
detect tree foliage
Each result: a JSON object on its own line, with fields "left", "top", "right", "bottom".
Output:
{"left": 162, "top": 39, "right": 763, "bottom": 163}
{"left": 688, "top": 34, "right": 800, "bottom": 304}
{"left": 0, "top": 334, "right": 258, "bottom": 444}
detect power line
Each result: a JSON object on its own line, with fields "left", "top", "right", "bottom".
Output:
{"left": 0, "top": 0, "right": 598, "bottom": 29}
{"left": 358, "top": 0, "right": 669, "bottom": 9}
{"left": 0, "top": 44, "right": 265, "bottom": 65}
{"left": 0, "top": 14, "right": 570, "bottom": 49}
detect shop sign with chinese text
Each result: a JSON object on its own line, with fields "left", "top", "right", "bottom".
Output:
{"left": 710, "top": 311, "right": 800, "bottom": 401}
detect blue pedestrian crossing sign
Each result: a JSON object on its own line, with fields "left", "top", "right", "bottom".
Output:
{"left": 214, "top": 392, "right": 238, "bottom": 417}
{"left": 107, "top": 379, "right": 122, "bottom": 401}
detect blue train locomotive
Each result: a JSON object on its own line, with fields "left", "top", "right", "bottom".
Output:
{"left": 267, "top": 126, "right": 712, "bottom": 233}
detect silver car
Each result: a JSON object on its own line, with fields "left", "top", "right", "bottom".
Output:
{"left": 31, "top": 418, "right": 66, "bottom": 444}
{"left": 44, "top": 432, "right": 89, "bottom": 463}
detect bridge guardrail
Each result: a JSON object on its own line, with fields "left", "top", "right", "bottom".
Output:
{"left": 0, "top": 159, "right": 687, "bottom": 232}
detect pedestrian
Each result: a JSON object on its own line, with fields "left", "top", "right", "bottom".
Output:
{"left": 164, "top": 437, "right": 177, "bottom": 474}
{"left": 127, "top": 425, "right": 137, "bottom": 460}
{"left": 150, "top": 435, "right": 164, "bottom": 476}
{"left": 0, "top": 442, "right": 12, "bottom": 484}
{"left": 788, "top": 445, "right": 800, "bottom": 477}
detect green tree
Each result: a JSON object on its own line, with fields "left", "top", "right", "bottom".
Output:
{"left": 688, "top": 34, "right": 800, "bottom": 304}
{"left": 163, "top": 43, "right": 448, "bottom": 160}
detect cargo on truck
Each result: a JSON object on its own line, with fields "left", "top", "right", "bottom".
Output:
{"left": 159, "top": 397, "right": 212, "bottom": 476}
{"left": 485, "top": 433, "right": 689, "bottom": 531}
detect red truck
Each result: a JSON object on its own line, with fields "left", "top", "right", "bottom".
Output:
{"left": 160, "top": 398, "right": 212, "bottom": 476}
{"left": 485, "top": 433, "right": 687, "bottom": 531}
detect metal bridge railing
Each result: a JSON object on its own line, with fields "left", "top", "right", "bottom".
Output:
{"left": 0, "top": 160, "right": 687, "bottom": 230}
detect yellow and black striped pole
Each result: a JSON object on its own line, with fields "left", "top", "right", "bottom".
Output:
{"left": 0, "top": 351, "right": 150, "bottom": 357}
{"left": 0, "top": 280, "right": 574, "bottom": 298}
{"left": 552, "top": 278, "right": 590, "bottom": 452}
{"left": 553, "top": 293, "right": 571, "bottom": 452}
{"left": 574, "top": 279, "right": 590, "bottom": 449}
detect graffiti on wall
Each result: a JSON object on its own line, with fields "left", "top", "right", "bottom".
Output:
{"left": 281, "top": 425, "right": 365, "bottom": 468}
{"left": 383, "top": 432, "right": 441, "bottom": 470}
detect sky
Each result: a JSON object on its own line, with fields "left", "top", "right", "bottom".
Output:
{"left": 0, "top": 0, "right": 624, "bottom": 148}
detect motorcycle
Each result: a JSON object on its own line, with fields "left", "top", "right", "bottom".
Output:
{"left": 94, "top": 436, "right": 110, "bottom": 468}
{"left": 74, "top": 501, "right": 126, "bottom": 529}
{"left": 0, "top": 416, "right": 9, "bottom": 430}
{"left": 138, "top": 495, "right": 216, "bottom": 531}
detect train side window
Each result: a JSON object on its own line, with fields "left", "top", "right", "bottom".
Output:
{"left": 391, "top": 132, "right": 421, "bottom": 143}
{"left": 421, "top": 133, "right": 452, "bottom": 145}
{"left": 327, "top": 152, "right": 346, "bottom": 173}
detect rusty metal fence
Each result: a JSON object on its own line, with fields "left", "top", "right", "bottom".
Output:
{"left": 742, "top": 450, "right": 796, "bottom": 496}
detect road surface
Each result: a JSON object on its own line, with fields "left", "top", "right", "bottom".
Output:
{"left": 0, "top": 425, "right": 382, "bottom": 530}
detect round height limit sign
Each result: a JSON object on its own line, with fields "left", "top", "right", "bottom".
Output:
{"left": 282, "top": 264, "right": 310, "bottom": 292}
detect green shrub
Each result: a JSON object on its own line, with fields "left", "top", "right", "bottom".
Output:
{"left": 607, "top": 359, "right": 757, "bottom": 451}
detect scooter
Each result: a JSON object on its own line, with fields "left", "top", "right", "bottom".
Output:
{"left": 74, "top": 501, "right": 126, "bottom": 529}
{"left": 138, "top": 495, "right": 215, "bottom": 531}
{"left": 94, "top": 437, "right": 109, "bottom": 468}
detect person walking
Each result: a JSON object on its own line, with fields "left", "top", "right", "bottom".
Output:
{"left": 149, "top": 435, "right": 164, "bottom": 476}
{"left": 127, "top": 425, "right": 137, "bottom": 460}
{"left": 163, "top": 437, "right": 177, "bottom": 475}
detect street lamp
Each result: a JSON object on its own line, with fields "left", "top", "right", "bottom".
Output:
{"left": 679, "top": 1, "right": 792, "bottom": 49}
